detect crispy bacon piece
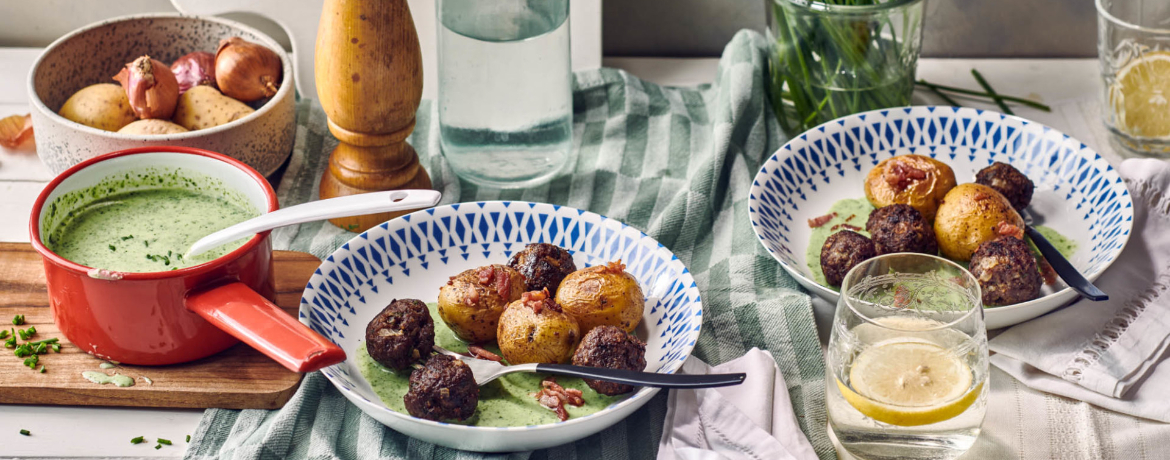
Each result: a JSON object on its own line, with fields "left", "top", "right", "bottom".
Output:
{"left": 808, "top": 212, "right": 836, "bottom": 228}
{"left": 893, "top": 285, "right": 911, "bottom": 309}
{"left": 532, "top": 377, "right": 583, "bottom": 421}
{"left": 830, "top": 223, "right": 862, "bottom": 232}
{"left": 845, "top": 214, "right": 856, "bottom": 222}
{"left": 495, "top": 270, "right": 511, "bottom": 298}
{"left": 477, "top": 266, "right": 494, "bottom": 285}
{"left": 996, "top": 221, "right": 1025, "bottom": 240}
{"left": 603, "top": 260, "right": 626, "bottom": 274}
{"left": 521, "top": 288, "right": 556, "bottom": 314}
{"left": 467, "top": 345, "right": 502, "bottom": 362}
{"left": 0, "top": 114, "right": 33, "bottom": 149}
{"left": 1037, "top": 255, "right": 1057, "bottom": 286}
{"left": 884, "top": 161, "right": 927, "bottom": 192}
{"left": 463, "top": 287, "right": 480, "bottom": 306}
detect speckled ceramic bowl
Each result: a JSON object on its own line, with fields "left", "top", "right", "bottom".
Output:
{"left": 28, "top": 14, "right": 296, "bottom": 176}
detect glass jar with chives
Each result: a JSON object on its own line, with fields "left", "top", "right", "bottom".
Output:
{"left": 766, "top": 0, "right": 926, "bottom": 136}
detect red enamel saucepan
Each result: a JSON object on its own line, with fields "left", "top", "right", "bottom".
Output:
{"left": 29, "top": 147, "right": 344, "bottom": 372}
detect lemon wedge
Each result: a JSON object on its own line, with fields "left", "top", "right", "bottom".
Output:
{"left": 1112, "top": 51, "right": 1170, "bottom": 139}
{"left": 838, "top": 340, "right": 981, "bottom": 427}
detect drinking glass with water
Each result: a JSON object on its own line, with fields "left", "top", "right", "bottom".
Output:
{"left": 437, "top": 0, "right": 574, "bottom": 188}
{"left": 826, "top": 253, "right": 988, "bottom": 460}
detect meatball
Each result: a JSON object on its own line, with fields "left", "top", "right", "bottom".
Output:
{"left": 969, "top": 236, "right": 1043, "bottom": 306}
{"left": 975, "top": 162, "right": 1034, "bottom": 210}
{"left": 865, "top": 204, "right": 938, "bottom": 256}
{"left": 508, "top": 243, "right": 577, "bottom": 298}
{"left": 571, "top": 325, "right": 647, "bottom": 396}
{"left": 365, "top": 299, "right": 435, "bottom": 371}
{"left": 437, "top": 265, "right": 527, "bottom": 342}
{"left": 403, "top": 354, "right": 479, "bottom": 421}
{"left": 820, "top": 231, "right": 877, "bottom": 286}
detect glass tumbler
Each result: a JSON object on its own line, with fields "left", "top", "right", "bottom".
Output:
{"left": 1098, "top": 0, "right": 1170, "bottom": 157}
{"left": 437, "top": 0, "right": 574, "bottom": 189}
{"left": 826, "top": 253, "right": 988, "bottom": 460}
{"left": 766, "top": 0, "right": 925, "bottom": 136}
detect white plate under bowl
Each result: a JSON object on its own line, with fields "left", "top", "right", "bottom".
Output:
{"left": 748, "top": 106, "right": 1133, "bottom": 329}
{"left": 299, "top": 201, "right": 703, "bottom": 452}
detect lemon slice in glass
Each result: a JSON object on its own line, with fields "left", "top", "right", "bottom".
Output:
{"left": 1112, "top": 51, "right": 1170, "bottom": 139}
{"left": 838, "top": 340, "right": 981, "bottom": 427}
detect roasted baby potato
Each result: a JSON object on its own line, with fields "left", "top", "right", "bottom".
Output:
{"left": 555, "top": 261, "right": 644, "bottom": 333}
{"left": 497, "top": 290, "right": 581, "bottom": 364}
{"left": 933, "top": 183, "right": 1025, "bottom": 261}
{"left": 437, "top": 264, "right": 526, "bottom": 342}
{"left": 864, "top": 155, "right": 957, "bottom": 221}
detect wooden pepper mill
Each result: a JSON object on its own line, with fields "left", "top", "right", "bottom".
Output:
{"left": 314, "top": 0, "right": 433, "bottom": 232}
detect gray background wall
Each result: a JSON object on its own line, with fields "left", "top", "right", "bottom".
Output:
{"left": 0, "top": 0, "right": 1098, "bottom": 58}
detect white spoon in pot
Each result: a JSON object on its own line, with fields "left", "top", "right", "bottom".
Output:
{"left": 185, "top": 189, "right": 442, "bottom": 258}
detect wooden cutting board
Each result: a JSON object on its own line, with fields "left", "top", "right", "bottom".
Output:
{"left": 0, "top": 243, "right": 321, "bottom": 409}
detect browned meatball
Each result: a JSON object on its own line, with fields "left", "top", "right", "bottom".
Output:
{"left": 571, "top": 325, "right": 647, "bottom": 396}
{"left": 865, "top": 204, "right": 938, "bottom": 256}
{"left": 820, "top": 231, "right": 877, "bottom": 286}
{"left": 365, "top": 299, "right": 434, "bottom": 371}
{"left": 975, "top": 162, "right": 1034, "bottom": 210}
{"left": 969, "top": 236, "right": 1043, "bottom": 306}
{"left": 508, "top": 243, "right": 577, "bottom": 298}
{"left": 403, "top": 354, "right": 479, "bottom": 421}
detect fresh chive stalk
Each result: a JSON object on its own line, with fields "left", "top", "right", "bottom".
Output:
{"left": 769, "top": 0, "right": 921, "bottom": 135}
{"left": 158, "top": 438, "right": 172, "bottom": 445}
{"left": 19, "top": 429, "right": 30, "bottom": 436}
{"left": 12, "top": 315, "right": 24, "bottom": 325}
{"left": 131, "top": 436, "right": 145, "bottom": 444}
{"left": 971, "top": 69, "right": 1013, "bottom": 115}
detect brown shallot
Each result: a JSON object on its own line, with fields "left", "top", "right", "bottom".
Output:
{"left": 112, "top": 56, "right": 180, "bottom": 119}
{"left": 215, "top": 37, "right": 282, "bottom": 102}
{"left": 0, "top": 114, "right": 33, "bottom": 149}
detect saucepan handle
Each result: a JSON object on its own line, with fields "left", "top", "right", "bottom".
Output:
{"left": 186, "top": 282, "right": 346, "bottom": 372}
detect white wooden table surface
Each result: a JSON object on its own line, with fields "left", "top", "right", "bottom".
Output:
{"left": 0, "top": 50, "right": 1120, "bottom": 457}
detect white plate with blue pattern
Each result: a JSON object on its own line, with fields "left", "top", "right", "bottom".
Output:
{"left": 300, "top": 201, "right": 703, "bottom": 452}
{"left": 748, "top": 106, "right": 1133, "bottom": 329}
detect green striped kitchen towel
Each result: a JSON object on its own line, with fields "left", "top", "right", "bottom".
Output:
{"left": 185, "top": 30, "right": 833, "bottom": 460}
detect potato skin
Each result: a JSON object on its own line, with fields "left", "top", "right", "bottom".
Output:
{"left": 555, "top": 262, "right": 644, "bottom": 333}
{"left": 117, "top": 119, "right": 189, "bottom": 135}
{"left": 437, "top": 265, "right": 526, "bottom": 342}
{"left": 171, "top": 85, "right": 255, "bottom": 130}
{"left": 864, "top": 155, "right": 957, "bottom": 221}
{"left": 58, "top": 83, "right": 137, "bottom": 131}
{"left": 497, "top": 292, "right": 581, "bottom": 364}
{"left": 933, "top": 183, "right": 1025, "bottom": 262}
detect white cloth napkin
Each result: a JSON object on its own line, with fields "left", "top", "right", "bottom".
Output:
{"left": 989, "top": 158, "right": 1170, "bottom": 422}
{"left": 657, "top": 348, "right": 817, "bottom": 460}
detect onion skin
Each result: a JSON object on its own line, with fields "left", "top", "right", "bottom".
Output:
{"left": 112, "top": 56, "right": 180, "bottom": 119}
{"left": 171, "top": 51, "right": 217, "bottom": 94}
{"left": 215, "top": 37, "right": 282, "bottom": 102}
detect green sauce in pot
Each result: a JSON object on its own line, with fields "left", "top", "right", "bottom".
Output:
{"left": 42, "top": 168, "right": 259, "bottom": 273}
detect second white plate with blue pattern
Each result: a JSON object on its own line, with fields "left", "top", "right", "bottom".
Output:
{"left": 748, "top": 106, "right": 1133, "bottom": 329}
{"left": 299, "top": 201, "right": 703, "bottom": 452}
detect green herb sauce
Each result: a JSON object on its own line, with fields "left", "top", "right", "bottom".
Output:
{"left": 43, "top": 168, "right": 258, "bottom": 273}
{"left": 81, "top": 371, "right": 134, "bottom": 387}
{"left": 356, "top": 303, "right": 625, "bottom": 427}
